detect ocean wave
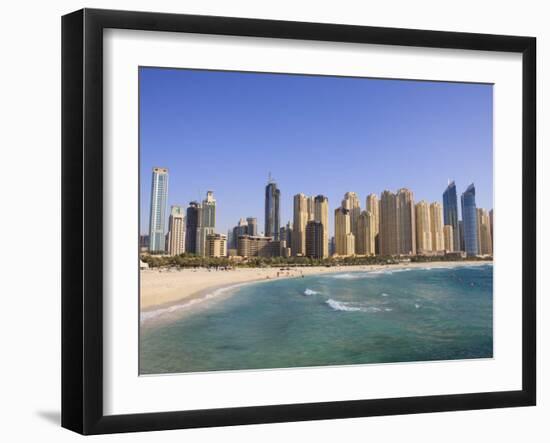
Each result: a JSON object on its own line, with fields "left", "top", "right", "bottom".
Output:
{"left": 381, "top": 292, "right": 389, "bottom": 297}
{"left": 141, "top": 282, "right": 248, "bottom": 323}
{"left": 330, "top": 273, "right": 369, "bottom": 280}
{"left": 330, "top": 268, "right": 419, "bottom": 279}
{"left": 303, "top": 288, "right": 320, "bottom": 296}
{"left": 141, "top": 298, "right": 202, "bottom": 322}
{"left": 331, "top": 272, "right": 385, "bottom": 280}
{"left": 325, "top": 299, "right": 383, "bottom": 313}
{"left": 329, "top": 265, "right": 491, "bottom": 281}
{"left": 460, "top": 264, "right": 493, "bottom": 270}
{"left": 326, "top": 299, "right": 362, "bottom": 311}
{"left": 368, "top": 268, "right": 413, "bottom": 275}
{"left": 426, "top": 263, "right": 492, "bottom": 271}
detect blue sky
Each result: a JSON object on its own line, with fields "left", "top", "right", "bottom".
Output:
{"left": 140, "top": 67, "right": 493, "bottom": 237}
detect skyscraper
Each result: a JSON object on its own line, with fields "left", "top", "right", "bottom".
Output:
{"left": 443, "top": 225, "right": 454, "bottom": 252}
{"left": 342, "top": 192, "right": 360, "bottom": 248}
{"left": 196, "top": 191, "right": 216, "bottom": 256}
{"left": 246, "top": 217, "right": 258, "bottom": 236}
{"left": 379, "top": 190, "right": 398, "bottom": 256}
{"left": 280, "top": 221, "right": 293, "bottom": 253}
{"left": 232, "top": 218, "right": 249, "bottom": 249}
{"left": 148, "top": 167, "right": 169, "bottom": 252}
{"left": 201, "top": 191, "right": 216, "bottom": 227}
{"left": 489, "top": 209, "right": 494, "bottom": 245}
{"left": 227, "top": 229, "right": 235, "bottom": 250}
{"left": 307, "top": 196, "right": 315, "bottom": 222}
{"left": 366, "top": 193, "right": 380, "bottom": 254}
{"left": 461, "top": 183, "right": 479, "bottom": 256}
{"left": 459, "top": 220, "right": 465, "bottom": 252}
{"left": 356, "top": 210, "right": 376, "bottom": 255}
{"left": 443, "top": 181, "right": 460, "bottom": 252}
{"left": 292, "top": 193, "right": 311, "bottom": 256}
{"left": 167, "top": 205, "right": 186, "bottom": 256}
{"left": 477, "top": 208, "right": 493, "bottom": 255}
{"left": 264, "top": 177, "right": 280, "bottom": 240}
{"left": 379, "top": 188, "right": 416, "bottom": 255}
{"left": 415, "top": 200, "right": 432, "bottom": 253}
{"left": 329, "top": 236, "right": 336, "bottom": 256}
{"left": 305, "top": 220, "right": 324, "bottom": 259}
{"left": 430, "top": 202, "right": 445, "bottom": 252}
{"left": 313, "top": 195, "right": 329, "bottom": 258}
{"left": 334, "top": 207, "right": 355, "bottom": 256}
{"left": 397, "top": 188, "right": 416, "bottom": 255}
{"left": 185, "top": 201, "right": 200, "bottom": 254}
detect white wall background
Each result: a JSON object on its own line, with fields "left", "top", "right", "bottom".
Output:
{"left": 0, "top": 0, "right": 546, "bottom": 441}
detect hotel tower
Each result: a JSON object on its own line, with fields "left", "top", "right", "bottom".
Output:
{"left": 196, "top": 191, "right": 216, "bottom": 256}
{"left": 231, "top": 218, "right": 248, "bottom": 249}
{"left": 342, "top": 192, "right": 361, "bottom": 249}
{"left": 334, "top": 206, "right": 355, "bottom": 256}
{"left": 246, "top": 217, "right": 258, "bottom": 236}
{"left": 305, "top": 221, "right": 324, "bottom": 259}
{"left": 366, "top": 193, "right": 380, "bottom": 254}
{"left": 443, "top": 181, "right": 460, "bottom": 252}
{"left": 356, "top": 210, "right": 376, "bottom": 255}
{"left": 461, "top": 183, "right": 479, "bottom": 256}
{"left": 313, "top": 195, "right": 329, "bottom": 258}
{"left": 415, "top": 200, "right": 432, "bottom": 253}
{"left": 167, "top": 205, "right": 185, "bottom": 256}
{"left": 430, "top": 202, "right": 445, "bottom": 252}
{"left": 148, "top": 167, "right": 169, "bottom": 252}
{"left": 264, "top": 176, "right": 280, "bottom": 240}
{"left": 399, "top": 188, "right": 416, "bottom": 255}
{"left": 477, "top": 208, "right": 493, "bottom": 255}
{"left": 380, "top": 188, "right": 416, "bottom": 256}
{"left": 293, "top": 193, "right": 313, "bottom": 256}
{"left": 185, "top": 201, "right": 200, "bottom": 254}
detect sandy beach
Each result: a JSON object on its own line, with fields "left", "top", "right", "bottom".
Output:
{"left": 140, "top": 260, "right": 491, "bottom": 312}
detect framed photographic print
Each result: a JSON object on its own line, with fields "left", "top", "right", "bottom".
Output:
{"left": 61, "top": 8, "right": 536, "bottom": 435}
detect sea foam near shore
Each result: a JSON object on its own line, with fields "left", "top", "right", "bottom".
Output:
{"left": 141, "top": 281, "right": 252, "bottom": 324}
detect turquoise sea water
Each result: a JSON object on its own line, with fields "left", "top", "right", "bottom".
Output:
{"left": 140, "top": 264, "right": 493, "bottom": 374}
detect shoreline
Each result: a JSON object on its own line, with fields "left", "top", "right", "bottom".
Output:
{"left": 140, "top": 260, "right": 492, "bottom": 320}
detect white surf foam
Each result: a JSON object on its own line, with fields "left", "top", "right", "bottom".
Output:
{"left": 330, "top": 273, "right": 366, "bottom": 280}
{"left": 420, "top": 265, "right": 453, "bottom": 271}
{"left": 326, "top": 299, "right": 362, "bottom": 311}
{"left": 140, "top": 282, "right": 249, "bottom": 323}
{"left": 303, "top": 288, "right": 320, "bottom": 295}
{"left": 331, "top": 271, "right": 385, "bottom": 280}
{"left": 325, "top": 299, "right": 383, "bottom": 313}
{"left": 460, "top": 264, "right": 493, "bottom": 270}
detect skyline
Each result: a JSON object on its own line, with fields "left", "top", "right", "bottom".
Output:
{"left": 140, "top": 67, "right": 493, "bottom": 236}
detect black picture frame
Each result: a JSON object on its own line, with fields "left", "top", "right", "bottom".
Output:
{"left": 62, "top": 8, "right": 536, "bottom": 435}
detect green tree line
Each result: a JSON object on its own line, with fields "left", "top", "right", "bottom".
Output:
{"left": 141, "top": 252, "right": 492, "bottom": 269}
